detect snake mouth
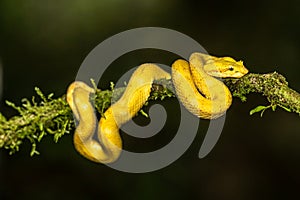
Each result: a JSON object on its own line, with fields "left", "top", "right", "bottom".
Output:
{"left": 237, "top": 68, "right": 249, "bottom": 78}
{"left": 234, "top": 71, "right": 248, "bottom": 78}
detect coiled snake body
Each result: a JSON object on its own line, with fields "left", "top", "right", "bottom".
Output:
{"left": 67, "top": 52, "right": 248, "bottom": 163}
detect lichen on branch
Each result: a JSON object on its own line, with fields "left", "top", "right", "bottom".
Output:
{"left": 0, "top": 72, "right": 299, "bottom": 156}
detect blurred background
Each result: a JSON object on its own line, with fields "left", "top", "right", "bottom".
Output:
{"left": 0, "top": 0, "right": 299, "bottom": 199}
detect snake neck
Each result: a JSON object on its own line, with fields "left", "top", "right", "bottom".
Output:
{"left": 190, "top": 59, "right": 228, "bottom": 100}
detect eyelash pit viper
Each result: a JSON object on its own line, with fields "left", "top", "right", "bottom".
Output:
{"left": 67, "top": 52, "right": 249, "bottom": 163}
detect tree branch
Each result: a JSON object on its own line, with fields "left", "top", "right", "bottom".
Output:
{"left": 225, "top": 72, "right": 300, "bottom": 115}
{"left": 0, "top": 72, "right": 299, "bottom": 156}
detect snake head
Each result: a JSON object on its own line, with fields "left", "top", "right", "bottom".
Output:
{"left": 204, "top": 57, "right": 249, "bottom": 78}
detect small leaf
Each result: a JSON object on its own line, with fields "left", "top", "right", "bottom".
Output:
{"left": 39, "top": 123, "right": 43, "bottom": 131}
{"left": 139, "top": 109, "right": 149, "bottom": 118}
{"left": 260, "top": 109, "right": 266, "bottom": 117}
{"left": 110, "top": 82, "right": 115, "bottom": 91}
{"left": 30, "top": 143, "right": 40, "bottom": 156}
{"left": 278, "top": 105, "right": 291, "bottom": 112}
{"left": 250, "top": 105, "right": 268, "bottom": 115}
{"left": 6, "top": 100, "right": 23, "bottom": 114}
{"left": 0, "top": 112, "right": 7, "bottom": 122}
{"left": 48, "top": 93, "right": 54, "bottom": 99}
{"left": 90, "top": 78, "right": 97, "bottom": 90}
{"left": 35, "top": 87, "right": 47, "bottom": 102}
{"left": 38, "top": 131, "right": 45, "bottom": 142}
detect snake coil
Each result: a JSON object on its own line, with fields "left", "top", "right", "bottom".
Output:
{"left": 67, "top": 52, "right": 248, "bottom": 163}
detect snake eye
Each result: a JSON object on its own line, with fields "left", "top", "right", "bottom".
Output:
{"left": 228, "top": 66, "right": 234, "bottom": 71}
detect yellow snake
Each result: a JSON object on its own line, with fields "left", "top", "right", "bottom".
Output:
{"left": 67, "top": 52, "right": 248, "bottom": 163}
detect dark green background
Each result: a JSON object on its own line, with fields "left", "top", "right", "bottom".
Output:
{"left": 0, "top": 0, "right": 299, "bottom": 199}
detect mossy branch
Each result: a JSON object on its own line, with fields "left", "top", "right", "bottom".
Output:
{"left": 224, "top": 72, "right": 300, "bottom": 115}
{"left": 0, "top": 72, "right": 299, "bottom": 156}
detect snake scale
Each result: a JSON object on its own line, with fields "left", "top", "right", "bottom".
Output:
{"left": 67, "top": 52, "right": 249, "bottom": 163}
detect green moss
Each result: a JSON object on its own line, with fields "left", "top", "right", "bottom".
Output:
{"left": 0, "top": 88, "right": 73, "bottom": 156}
